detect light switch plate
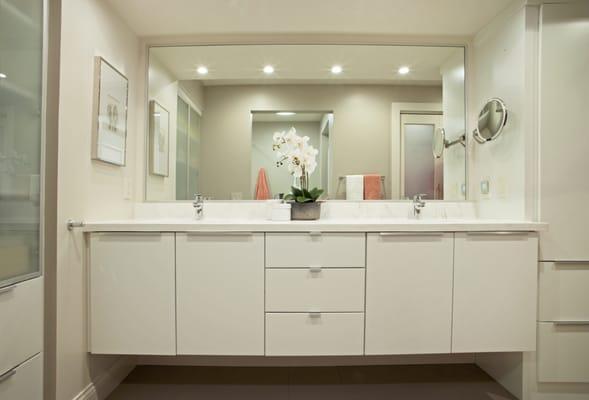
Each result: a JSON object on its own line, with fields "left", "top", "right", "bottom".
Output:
{"left": 480, "top": 180, "right": 490, "bottom": 195}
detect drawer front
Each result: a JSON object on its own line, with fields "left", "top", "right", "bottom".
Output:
{"left": 539, "top": 262, "right": 589, "bottom": 321}
{"left": 0, "top": 278, "right": 42, "bottom": 375}
{"left": 265, "top": 313, "right": 364, "bottom": 356}
{"left": 266, "top": 268, "right": 365, "bottom": 312}
{"left": 266, "top": 233, "right": 365, "bottom": 268}
{"left": 0, "top": 353, "right": 42, "bottom": 400}
{"left": 538, "top": 322, "right": 589, "bottom": 383}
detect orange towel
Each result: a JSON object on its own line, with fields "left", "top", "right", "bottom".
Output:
{"left": 254, "top": 168, "right": 271, "bottom": 200}
{"left": 364, "top": 174, "right": 382, "bottom": 200}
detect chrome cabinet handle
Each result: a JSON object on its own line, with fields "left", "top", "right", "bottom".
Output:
{"left": 309, "top": 266, "right": 322, "bottom": 273}
{"left": 553, "top": 320, "right": 589, "bottom": 326}
{"left": 379, "top": 232, "right": 444, "bottom": 237}
{"left": 466, "top": 231, "right": 530, "bottom": 236}
{"left": 186, "top": 231, "right": 253, "bottom": 236}
{"left": 0, "top": 368, "right": 16, "bottom": 384}
{"left": 0, "top": 284, "right": 16, "bottom": 296}
{"left": 553, "top": 260, "right": 589, "bottom": 266}
{"left": 67, "top": 219, "right": 85, "bottom": 231}
{"left": 308, "top": 311, "right": 321, "bottom": 318}
{"left": 309, "top": 231, "right": 322, "bottom": 237}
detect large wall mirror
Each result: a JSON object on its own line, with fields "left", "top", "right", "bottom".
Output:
{"left": 146, "top": 44, "right": 466, "bottom": 201}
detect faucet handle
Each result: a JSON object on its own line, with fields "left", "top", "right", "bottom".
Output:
{"left": 413, "top": 193, "right": 427, "bottom": 201}
{"left": 194, "top": 193, "right": 203, "bottom": 201}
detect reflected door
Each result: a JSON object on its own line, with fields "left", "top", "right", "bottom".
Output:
{"left": 0, "top": 0, "right": 44, "bottom": 287}
{"left": 401, "top": 114, "right": 443, "bottom": 200}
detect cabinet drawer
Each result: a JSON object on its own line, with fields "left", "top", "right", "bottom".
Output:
{"left": 265, "top": 313, "right": 364, "bottom": 356}
{"left": 266, "top": 233, "right": 365, "bottom": 268}
{"left": 0, "top": 353, "right": 42, "bottom": 400}
{"left": 539, "top": 262, "right": 589, "bottom": 321}
{"left": 0, "top": 278, "right": 42, "bottom": 375}
{"left": 266, "top": 268, "right": 365, "bottom": 312}
{"left": 538, "top": 322, "right": 589, "bottom": 383}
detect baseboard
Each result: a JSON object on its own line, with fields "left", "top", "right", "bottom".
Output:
{"left": 72, "top": 357, "right": 135, "bottom": 400}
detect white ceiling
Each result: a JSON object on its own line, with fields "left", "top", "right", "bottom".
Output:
{"left": 150, "top": 45, "right": 462, "bottom": 85}
{"left": 105, "top": 0, "right": 514, "bottom": 38}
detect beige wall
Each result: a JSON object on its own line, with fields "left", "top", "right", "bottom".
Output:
{"left": 55, "top": 0, "right": 139, "bottom": 398}
{"left": 147, "top": 55, "right": 204, "bottom": 201}
{"left": 200, "top": 84, "right": 442, "bottom": 200}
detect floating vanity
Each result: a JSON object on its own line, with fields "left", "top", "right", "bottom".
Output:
{"left": 85, "top": 218, "right": 544, "bottom": 358}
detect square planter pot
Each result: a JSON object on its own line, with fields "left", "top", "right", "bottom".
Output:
{"left": 290, "top": 202, "right": 321, "bottom": 220}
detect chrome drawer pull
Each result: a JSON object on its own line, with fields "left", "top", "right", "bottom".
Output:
{"left": 553, "top": 320, "right": 589, "bottom": 326}
{"left": 309, "top": 266, "right": 322, "bottom": 273}
{"left": 309, "top": 311, "right": 321, "bottom": 318}
{"left": 0, "top": 368, "right": 16, "bottom": 384}
{"left": 309, "top": 231, "right": 322, "bottom": 237}
{"left": 466, "top": 231, "right": 529, "bottom": 236}
{"left": 0, "top": 284, "right": 16, "bottom": 296}
{"left": 186, "top": 231, "right": 253, "bottom": 236}
{"left": 553, "top": 260, "right": 589, "bottom": 266}
{"left": 379, "top": 232, "right": 444, "bottom": 237}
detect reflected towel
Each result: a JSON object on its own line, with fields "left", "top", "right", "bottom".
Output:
{"left": 254, "top": 168, "right": 271, "bottom": 200}
{"left": 345, "top": 175, "right": 364, "bottom": 201}
{"left": 364, "top": 174, "right": 382, "bottom": 200}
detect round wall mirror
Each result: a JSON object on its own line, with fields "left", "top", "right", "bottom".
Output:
{"left": 473, "top": 98, "right": 508, "bottom": 143}
{"left": 433, "top": 128, "right": 446, "bottom": 158}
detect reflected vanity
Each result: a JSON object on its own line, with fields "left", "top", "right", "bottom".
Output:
{"left": 146, "top": 44, "right": 466, "bottom": 201}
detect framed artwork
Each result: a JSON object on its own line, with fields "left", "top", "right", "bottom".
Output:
{"left": 91, "top": 56, "right": 129, "bottom": 166}
{"left": 149, "top": 100, "right": 170, "bottom": 176}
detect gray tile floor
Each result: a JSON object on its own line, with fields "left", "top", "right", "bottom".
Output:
{"left": 108, "top": 364, "right": 517, "bottom": 400}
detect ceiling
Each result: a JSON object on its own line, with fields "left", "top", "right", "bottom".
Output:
{"left": 150, "top": 45, "right": 463, "bottom": 86}
{"left": 105, "top": 0, "right": 514, "bottom": 38}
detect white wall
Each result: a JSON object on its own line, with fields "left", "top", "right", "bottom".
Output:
{"left": 199, "top": 84, "right": 441, "bottom": 200}
{"left": 468, "top": 1, "right": 537, "bottom": 220}
{"left": 55, "top": 0, "right": 139, "bottom": 398}
{"left": 440, "top": 49, "right": 466, "bottom": 201}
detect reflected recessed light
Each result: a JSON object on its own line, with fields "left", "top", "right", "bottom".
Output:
{"left": 263, "top": 65, "right": 275, "bottom": 74}
{"left": 0, "top": 73, "right": 6, "bottom": 79}
{"left": 331, "top": 65, "right": 343, "bottom": 75}
{"left": 197, "top": 66, "right": 208, "bottom": 75}
{"left": 276, "top": 112, "right": 296, "bottom": 116}
{"left": 398, "top": 66, "right": 410, "bottom": 75}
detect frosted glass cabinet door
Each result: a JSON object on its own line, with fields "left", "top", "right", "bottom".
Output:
{"left": 0, "top": 0, "right": 44, "bottom": 287}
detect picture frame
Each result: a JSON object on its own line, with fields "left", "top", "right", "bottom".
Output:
{"left": 91, "top": 56, "right": 129, "bottom": 166}
{"left": 149, "top": 100, "right": 170, "bottom": 177}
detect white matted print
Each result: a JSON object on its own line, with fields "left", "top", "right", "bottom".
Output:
{"left": 149, "top": 100, "right": 170, "bottom": 176}
{"left": 92, "top": 56, "right": 128, "bottom": 166}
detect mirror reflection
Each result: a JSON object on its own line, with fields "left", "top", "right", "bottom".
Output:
{"left": 146, "top": 44, "right": 466, "bottom": 201}
{"left": 473, "top": 98, "right": 508, "bottom": 143}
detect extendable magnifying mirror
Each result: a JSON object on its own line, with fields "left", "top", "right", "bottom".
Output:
{"left": 433, "top": 128, "right": 466, "bottom": 159}
{"left": 473, "top": 98, "right": 508, "bottom": 144}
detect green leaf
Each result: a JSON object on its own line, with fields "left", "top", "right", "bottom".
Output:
{"left": 302, "top": 188, "right": 313, "bottom": 199}
{"left": 291, "top": 186, "right": 303, "bottom": 197}
{"left": 284, "top": 194, "right": 295, "bottom": 201}
{"left": 296, "top": 196, "right": 311, "bottom": 203}
{"left": 309, "top": 188, "right": 324, "bottom": 200}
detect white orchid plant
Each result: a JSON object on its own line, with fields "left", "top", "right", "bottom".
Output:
{"left": 272, "top": 127, "right": 324, "bottom": 203}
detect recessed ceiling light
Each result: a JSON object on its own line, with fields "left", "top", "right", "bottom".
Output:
{"left": 331, "top": 65, "right": 343, "bottom": 75}
{"left": 263, "top": 65, "right": 275, "bottom": 74}
{"left": 398, "top": 66, "right": 410, "bottom": 75}
{"left": 197, "top": 66, "right": 208, "bottom": 75}
{"left": 0, "top": 73, "right": 7, "bottom": 79}
{"left": 276, "top": 112, "right": 296, "bottom": 116}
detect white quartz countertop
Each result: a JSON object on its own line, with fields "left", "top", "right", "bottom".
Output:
{"left": 82, "top": 218, "right": 547, "bottom": 233}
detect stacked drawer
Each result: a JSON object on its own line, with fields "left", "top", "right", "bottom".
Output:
{"left": 538, "top": 262, "right": 589, "bottom": 383}
{"left": 265, "top": 232, "right": 366, "bottom": 356}
{"left": 0, "top": 278, "right": 43, "bottom": 397}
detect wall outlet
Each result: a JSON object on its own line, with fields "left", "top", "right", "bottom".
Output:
{"left": 480, "top": 179, "right": 490, "bottom": 197}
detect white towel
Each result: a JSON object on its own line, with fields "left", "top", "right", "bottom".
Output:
{"left": 345, "top": 175, "right": 364, "bottom": 201}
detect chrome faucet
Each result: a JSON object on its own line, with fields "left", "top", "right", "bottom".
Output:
{"left": 193, "top": 193, "right": 204, "bottom": 220}
{"left": 412, "top": 194, "right": 427, "bottom": 217}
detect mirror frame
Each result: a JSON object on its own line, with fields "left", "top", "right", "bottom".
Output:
{"left": 473, "top": 98, "right": 508, "bottom": 144}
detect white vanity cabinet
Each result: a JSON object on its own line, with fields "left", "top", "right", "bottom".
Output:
{"left": 89, "top": 233, "right": 176, "bottom": 355}
{"left": 176, "top": 233, "right": 264, "bottom": 355}
{"left": 365, "top": 233, "right": 454, "bottom": 355}
{"left": 452, "top": 232, "right": 538, "bottom": 353}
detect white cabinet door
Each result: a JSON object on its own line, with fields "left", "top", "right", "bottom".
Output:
{"left": 0, "top": 278, "right": 42, "bottom": 375}
{"left": 176, "top": 233, "right": 264, "bottom": 355}
{"left": 89, "top": 233, "right": 176, "bottom": 355}
{"left": 365, "top": 233, "right": 454, "bottom": 355}
{"left": 453, "top": 233, "right": 537, "bottom": 353}
{"left": 0, "top": 353, "right": 42, "bottom": 400}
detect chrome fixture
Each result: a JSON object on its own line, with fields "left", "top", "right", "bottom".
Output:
{"left": 193, "top": 193, "right": 204, "bottom": 220}
{"left": 473, "top": 98, "right": 508, "bottom": 144}
{"left": 67, "top": 219, "right": 85, "bottom": 231}
{"left": 412, "top": 194, "right": 427, "bottom": 216}
{"left": 433, "top": 128, "right": 466, "bottom": 159}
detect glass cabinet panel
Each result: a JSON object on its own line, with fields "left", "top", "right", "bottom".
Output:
{"left": 0, "top": 0, "right": 44, "bottom": 286}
